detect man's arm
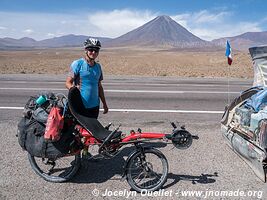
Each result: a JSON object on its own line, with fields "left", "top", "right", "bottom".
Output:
{"left": 99, "top": 81, "right": 108, "bottom": 114}
{"left": 65, "top": 76, "right": 74, "bottom": 89}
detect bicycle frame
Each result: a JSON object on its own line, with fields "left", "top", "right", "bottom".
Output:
{"left": 121, "top": 131, "right": 170, "bottom": 143}
{"left": 75, "top": 124, "right": 171, "bottom": 144}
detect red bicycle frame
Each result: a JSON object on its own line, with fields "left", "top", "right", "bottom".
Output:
{"left": 121, "top": 131, "right": 168, "bottom": 143}
{"left": 75, "top": 124, "right": 170, "bottom": 146}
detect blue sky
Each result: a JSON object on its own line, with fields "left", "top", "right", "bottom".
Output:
{"left": 0, "top": 0, "right": 267, "bottom": 41}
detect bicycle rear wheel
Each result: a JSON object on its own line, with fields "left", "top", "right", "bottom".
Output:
{"left": 28, "top": 153, "right": 81, "bottom": 183}
{"left": 126, "top": 148, "right": 168, "bottom": 192}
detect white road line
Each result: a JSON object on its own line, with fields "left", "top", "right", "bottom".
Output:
{"left": 0, "top": 107, "right": 24, "bottom": 109}
{"left": 0, "top": 87, "right": 66, "bottom": 91}
{"left": 0, "top": 106, "right": 224, "bottom": 114}
{"left": 0, "top": 87, "right": 240, "bottom": 94}
{"left": 104, "top": 83, "right": 250, "bottom": 88}
{"left": 106, "top": 90, "right": 239, "bottom": 94}
{"left": 101, "top": 109, "right": 224, "bottom": 114}
{"left": 0, "top": 81, "right": 250, "bottom": 87}
{"left": 0, "top": 81, "right": 63, "bottom": 84}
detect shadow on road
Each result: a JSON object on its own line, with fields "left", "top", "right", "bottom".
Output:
{"left": 163, "top": 172, "right": 218, "bottom": 189}
{"left": 71, "top": 142, "right": 217, "bottom": 189}
{"left": 71, "top": 146, "right": 133, "bottom": 184}
{"left": 71, "top": 142, "right": 167, "bottom": 184}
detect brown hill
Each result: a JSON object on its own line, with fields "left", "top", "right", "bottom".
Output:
{"left": 212, "top": 31, "right": 267, "bottom": 51}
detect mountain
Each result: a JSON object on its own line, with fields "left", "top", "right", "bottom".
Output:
{"left": 37, "top": 34, "right": 89, "bottom": 47}
{"left": 0, "top": 34, "right": 111, "bottom": 49}
{"left": 37, "top": 34, "right": 111, "bottom": 47}
{"left": 0, "top": 37, "right": 37, "bottom": 48}
{"left": 3, "top": 15, "right": 267, "bottom": 50}
{"left": 105, "top": 15, "right": 212, "bottom": 48}
{"left": 212, "top": 31, "right": 267, "bottom": 50}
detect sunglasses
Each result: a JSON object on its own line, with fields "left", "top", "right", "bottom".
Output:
{"left": 86, "top": 48, "right": 99, "bottom": 53}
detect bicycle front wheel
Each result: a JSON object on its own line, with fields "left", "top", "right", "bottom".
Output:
{"left": 126, "top": 148, "right": 168, "bottom": 192}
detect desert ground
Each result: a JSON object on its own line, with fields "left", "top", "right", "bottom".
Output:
{"left": 0, "top": 47, "right": 253, "bottom": 78}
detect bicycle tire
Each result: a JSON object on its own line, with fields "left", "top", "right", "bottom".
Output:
{"left": 28, "top": 153, "right": 81, "bottom": 183}
{"left": 126, "top": 148, "right": 168, "bottom": 192}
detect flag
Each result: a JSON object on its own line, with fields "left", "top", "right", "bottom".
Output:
{"left": 225, "top": 40, "right": 232, "bottom": 65}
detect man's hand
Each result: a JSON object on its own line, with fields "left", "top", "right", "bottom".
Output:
{"left": 103, "top": 104, "right": 108, "bottom": 114}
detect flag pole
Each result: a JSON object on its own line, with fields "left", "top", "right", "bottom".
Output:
{"left": 225, "top": 40, "right": 233, "bottom": 106}
{"left": 228, "top": 60, "right": 230, "bottom": 106}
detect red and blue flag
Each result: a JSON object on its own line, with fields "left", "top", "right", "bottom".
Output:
{"left": 225, "top": 40, "right": 232, "bottom": 65}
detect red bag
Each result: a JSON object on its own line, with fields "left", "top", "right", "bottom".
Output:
{"left": 44, "top": 106, "right": 64, "bottom": 142}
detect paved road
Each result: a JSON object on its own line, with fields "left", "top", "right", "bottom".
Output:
{"left": 0, "top": 74, "right": 265, "bottom": 200}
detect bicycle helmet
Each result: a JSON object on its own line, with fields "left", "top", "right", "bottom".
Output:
{"left": 84, "top": 38, "right": 101, "bottom": 50}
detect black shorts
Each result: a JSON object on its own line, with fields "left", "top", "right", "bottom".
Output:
{"left": 81, "top": 106, "right": 99, "bottom": 119}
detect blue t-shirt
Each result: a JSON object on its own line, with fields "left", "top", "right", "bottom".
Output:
{"left": 69, "top": 58, "right": 103, "bottom": 109}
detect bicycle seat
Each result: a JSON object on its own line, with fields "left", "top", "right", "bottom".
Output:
{"left": 68, "top": 87, "right": 121, "bottom": 141}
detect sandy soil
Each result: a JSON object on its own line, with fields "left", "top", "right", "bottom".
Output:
{"left": 0, "top": 48, "right": 253, "bottom": 78}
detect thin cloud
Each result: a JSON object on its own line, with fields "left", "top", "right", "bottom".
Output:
{"left": 171, "top": 14, "right": 190, "bottom": 28}
{"left": 172, "top": 10, "right": 263, "bottom": 41}
{"left": 171, "top": 10, "right": 230, "bottom": 26}
{"left": 188, "top": 22, "right": 262, "bottom": 41}
{"left": 192, "top": 10, "right": 229, "bottom": 23}
{"left": 0, "top": 11, "right": 89, "bottom": 40}
{"left": 88, "top": 9, "right": 157, "bottom": 38}
{"left": 47, "top": 33, "right": 55, "bottom": 37}
{"left": 23, "top": 29, "right": 34, "bottom": 34}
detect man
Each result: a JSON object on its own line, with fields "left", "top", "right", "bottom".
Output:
{"left": 66, "top": 38, "right": 108, "bottom": 118}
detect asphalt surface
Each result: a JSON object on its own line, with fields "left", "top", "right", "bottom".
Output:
{"left": 0, "top": 74, "right": 266, "bottom": 200}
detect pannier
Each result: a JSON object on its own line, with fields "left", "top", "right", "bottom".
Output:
{"left": 17, "top": 92, "right": 79, "bottom": 158}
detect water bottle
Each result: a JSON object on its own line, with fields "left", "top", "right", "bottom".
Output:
{"left": 36, "top": 95, "right": 47, "bottom": 105}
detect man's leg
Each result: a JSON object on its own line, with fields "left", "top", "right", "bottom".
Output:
{"left": 83, "top": 106, "right": 99, "bottom": 119}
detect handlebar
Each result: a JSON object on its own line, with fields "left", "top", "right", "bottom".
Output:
{"left": 171, "top": 122, "right": 177, "bottom": 129}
